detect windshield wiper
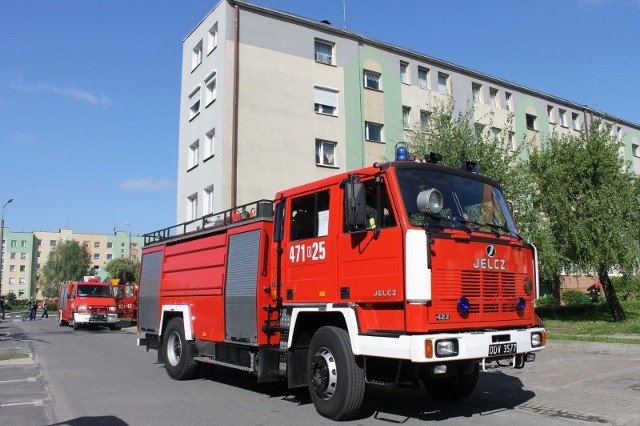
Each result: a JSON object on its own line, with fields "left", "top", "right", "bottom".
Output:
{"left": 467, "top": 220, "right": 522, "bottom": 240}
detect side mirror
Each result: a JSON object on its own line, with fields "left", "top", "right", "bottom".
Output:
{"left": 344, "top": 176, "right": 367, "bottom": 231}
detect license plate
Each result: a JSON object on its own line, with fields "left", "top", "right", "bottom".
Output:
{"left": 488, "top": 342, "right": 517, "bottom": 357}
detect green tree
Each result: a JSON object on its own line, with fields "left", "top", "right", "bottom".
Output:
{"left": 39, "top": 240, "right": 91, "bottom": 298}
{"left": 529, "top": 121, "right": 640, "bottom": 321}
{"left": 104, "top": 257, "right": 140, "bottom": 284}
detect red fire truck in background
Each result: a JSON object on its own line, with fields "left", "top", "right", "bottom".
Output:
{"left": 113, "top": 282, "right": 138, "bottom": 321}
{"left": 137, "top": 152, "right": 546, "bottom": 420}
{"left": 58, "top": 276, "right": 118, "bottom": 330}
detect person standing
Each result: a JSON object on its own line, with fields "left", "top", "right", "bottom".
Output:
{"left": 41, "top": 299, "right": 49, "bottom": 319}
{"left": 0, "top": 296, "right": 5, "bottom": 320}
{"left": 27, "top": 297, "right": 38, "bottom": 320}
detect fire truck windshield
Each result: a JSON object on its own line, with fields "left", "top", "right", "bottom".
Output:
{"left": 396, "top": 167, "right": 519, "bottom": 237}
{"left": 77, "top": 285, "right": 113, "bottom": 298}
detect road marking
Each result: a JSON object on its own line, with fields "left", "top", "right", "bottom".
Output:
{"left": 0, "top": 377, "right": 37, "bottom": 384}
{"left": 0, "top": 400, "right": 43, "bottom": 407}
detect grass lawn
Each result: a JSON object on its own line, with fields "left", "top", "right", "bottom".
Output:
{"left": 537, "top": 300, "right": 640, "bottom": 344}
{"left": 0, "top": 353, "right": 30, "bottom": 361}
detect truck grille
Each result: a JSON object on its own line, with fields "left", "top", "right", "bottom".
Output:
{"left": 436, "top": 269, "right": 520, "bottom": 314}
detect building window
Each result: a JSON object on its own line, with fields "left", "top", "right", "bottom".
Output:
{"left": 82, "top": 241, "right": 89, "bottom": 248}
{"left": 188, "top": 86, "right": 201, "bottom": 120}
{"left": 471, "top": 83, "right": 482, "bottom": 103}
{"left": 192, "top": 40, "right": 203, "bottom": 71}
{"left": 491, "top": 127, "right": 501, "bottom": 142}
{"left": 19, "top": 265, "right": 26, "bottom": 272}
{"left": 94, "top": 242, "right": 100, "bottom": 248}
{"left": 314, "top": 85, "right": 338, "bottom": 116}
{"left": 633, "top": 144, "right": 639, "bottom": 157}
{"left": 420, "top": 110, "right": 431, "bottom": 130}
{"left": 8, "top": 278, "right": 15, "bottom": 285}
{"left": 505, "top": 92, "right": 512, "bottom": 111}
{"left": 10, "top": 253, "right": 16, "bottom": 259}
{"left": 187, "top": 193, "right": 198, "bottom": 221}
{"left": 50, "top": 240, "right": 56, "bottom": 247}
{"left": 37, "top": 251, "right": 41, "bottom": 258}
{"left": 204, "top": 71, "right": 217, "bottom": 106}
{"left": 9, "top": 265, "right": 15, "bottom": 272}
{"left": 37, "top": 239, "right": 42, "bottom": 246}
{"left": 107, "top": 242, "right": 113, "bottom": 249}
{"left": 204, "top": 128, "right": 215, "bottom": 160}
{"left": 508, "top": 132, "right": 516, "bottom": 151}
{"left": 10, "top": 240, "right": 16, "bottom": 247}
{"left": 418, "top": 67, "right": 429, "bottom": 89}
{"left": 489, "top": 87, "right": 499, "bottom": 108}
{"left": 572, "top": 113, "right": 580, "bottom": 130}
{"left": 94, "top": 253, "right": 100, "bottom": 260}
{"left": 316, "top": 139, "right": 337, "bottom": 167}
{"left": 558, "top": 109, "right": 566, "bottom": 127}
{"left": 547, "top": 105, "right": 555, "bottom": 123}
{"left": 526, "top": 114, "right": 537, "bottom": 131}
{"left": 207, "top": 22, "right": 218, "bottom": 54}
{"left": 617, "top": 126, "right": 623, "bottom": 141}
{"left": 402, "top": 106, "right": 411, "bottom": 129}
{"left": 363, "top": 70, "right": 381, "bottom": 90}
{"left": 365, "top": 122, "right": 383, "bottom": 142}
{"left": 204, "top": 185, "right": 214, "bottom": 215}
{"left": 107, "top": 253, "right": 113, "bottom": 260}
{"left": 437, "top": 72, "right": 449, "bottom": 94}
{"left": 188, "top": 140, "right": 199, "bottom": 170}
{"left": 19, "top": 278, "right": 25, "bottom": 286}
{"left": 400, "top": 61, "right": 409, "bottom": 84}
{"left": 315, "top": 39, "right": 334, "bottom": 65}
{"left": 20, "top": 253, "right": 26, "bottom": 260}
{"left": 21, "top": 240, "right": 27, "bottom": 247}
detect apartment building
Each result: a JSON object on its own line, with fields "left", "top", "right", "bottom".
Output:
{"left": 177, "top": 0, "right": 640, "bottom": 224}
{"left": 0, "top": 228, "right": 143, "bottom": 299}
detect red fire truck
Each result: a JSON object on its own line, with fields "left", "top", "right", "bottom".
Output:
{"left": 58, "top": 276, "right": 118, "bottom": 330}
{"left": 137, "top": 152, "right": 546, "bottom": 420}
{"left": 113, "top": 283, "right": 138, "bottom": 321}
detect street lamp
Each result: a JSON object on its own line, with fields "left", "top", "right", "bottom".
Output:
{"left": 126, "top": 222, "right": 132, "bottom": 260}
{"left": 0, "top": 198, "right": 14, "bottom": 297}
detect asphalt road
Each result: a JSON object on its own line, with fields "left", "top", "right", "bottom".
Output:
{"left": 1, "top": 315, "right": 639, "bottom": 425}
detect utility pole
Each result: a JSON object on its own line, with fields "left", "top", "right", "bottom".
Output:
{"left": 0, "top": 198, "right": 14, "bottom": 297}
{"left": 127, "top": 222, "right": 132, "bottom": 260}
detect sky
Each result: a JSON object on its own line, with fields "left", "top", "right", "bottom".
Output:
{"left": 1, "top": 0, "right": 639, "bottom": 236}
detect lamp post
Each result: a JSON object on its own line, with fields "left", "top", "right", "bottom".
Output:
{"left": 0, "top": 198, "right": 14, "bottom": 297}
{"left": 126, "top": 222, "right": 132, "bottom": 260}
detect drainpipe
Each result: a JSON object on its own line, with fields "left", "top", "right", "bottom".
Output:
{"left": 583, "top": 108, "right": 589, "bottom": 140}
{"left": 231, "top": 4, "right": 240, "bottom": 207}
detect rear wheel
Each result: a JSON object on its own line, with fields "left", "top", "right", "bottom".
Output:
{"left": 162, "top": 317, "right": 199, "bottom": 380}
{"left": 423, "top": 363, "right": 479, "bottom": 400}
{"left": 58, "top": 311, "right": 68, "bottom": 326}
{"left": 307, "top": 326, "right": 365, "bottom": 420}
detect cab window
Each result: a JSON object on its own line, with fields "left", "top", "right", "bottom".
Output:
{"left": 290, "top": 190, "right": 330, "bottom": 241}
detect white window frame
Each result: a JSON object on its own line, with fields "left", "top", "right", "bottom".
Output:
{"left": 363, "top": 70, "right": 381, "bottom": 90}
{"left": 316, "top": 139, "right": 337, "bottom": 167}
{"left": 187, "top": 193, "right": 198, "bottom": 221}
{"left": 508, "top": 132, "right": 516, "bottom": 151}
{"left": 558, "top": 109, "right": 566, "bottom": 127}
{"left": 572, "top": 112, "right": 580, "bottom": 130}
{"left": 188, "top": 140, "right": 199, "bottom": 170}
{"left": 204, "top": 71, "right": 217, "bottom": 106}
{"left": 437, "top": 72, "right": 449, "bottom": 95}
{"left": 472, "top": 82, "right": 482, "bottom": 103}
{"left": 418, "top": 67, "right": 429, "bottom": 89}
{"left": 420, "top": 110, "right": 431, "bottom": 130}
{"left": 192, "top": 40, "right": 203, "bottom": 71}
{"left": 314, "top": 39, "right": 334, "bottom": 65}
{"left": 365, "top": 122, "right": 383, "bottom": 142}
{"left": 188, "top": 86, "right": 201, "bottom": 120}
{"left": 505, "top": 92, "right": 512, "bottom": 111}
{"left": 402, "top": 106, "right": 411, "bottom": 129}
{"left": 489, "top": 87, "right": 499, "bottom": 108}
{"left": 204, "top": 185, "right": 214, "bottom": 215}
{"left": 204, "top": 128, "right": 215, "bottom": 160}
{"left": 207, "top": 22, "right": 218, "bottom": 55}
{"left": 526, "top": 114, "right": 537, "bottom": 131}
{"left": 314, "top": 85, "right": 338, "bottom": 116}
{"left": 400, "top": 61, "right": 409, "bottom": 84}
{"left": 547, "top": 105, "right": 555, "bottom": 123}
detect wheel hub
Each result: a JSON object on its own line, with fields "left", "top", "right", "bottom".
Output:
{"left": 309, "top": 347, "right": 337, "bottom": 400}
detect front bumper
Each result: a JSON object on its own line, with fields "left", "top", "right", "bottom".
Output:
{"left": 74, "top": 312, "right": 118, "bottom": 324}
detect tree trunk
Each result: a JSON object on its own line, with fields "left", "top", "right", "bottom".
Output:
{"left": 598, "top": 269, "right": 626, "bottom": 322}
{"left": 550, "top": 274, "right": 562, "bottom": 305}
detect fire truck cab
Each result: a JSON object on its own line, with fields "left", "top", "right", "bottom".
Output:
{"left": 137, "top": 154, "right": 546, "bottom": 420}
{"left": 58, "top": 277, "right": 118, "bottom": 330}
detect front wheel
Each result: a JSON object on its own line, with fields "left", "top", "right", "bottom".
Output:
{"left": 58, "top": 311, "right": 68, "bottom": 327}
{"left": 162, "top": 317, "right": 199, "bottom": 380}
{"left": 307, "top": 326, "right": 365, "bottom": 420}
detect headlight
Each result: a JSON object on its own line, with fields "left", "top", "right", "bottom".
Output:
{"left": 108, "top": 306, "right": 118, "bottom": 313}
{"left": 531, "top": 332, "right": 543, "bottom": 348}
{"left": 435, "top": 339, "right": 458, "bottom": 357}
{"left": 77, "top": 305, "right": 89, "bottom": 313}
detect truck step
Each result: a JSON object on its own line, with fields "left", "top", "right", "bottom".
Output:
{"left": 194, "top": 356, "right": 253, "bottom": 372}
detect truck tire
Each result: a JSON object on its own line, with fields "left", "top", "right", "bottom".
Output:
{"left": 307, "top": 326, "right": 365, "bottom": 420}
{"left": 72, "top": 314, "right": 79, "bottom": 330}
{"left": 423, "top": 363, "right": 479, "bottom": 400}
{"left": 162, "top": 317, "right": 199, "bottom": 380}
{"left": 58, "top": 311, "right": 68, "bottom": 327}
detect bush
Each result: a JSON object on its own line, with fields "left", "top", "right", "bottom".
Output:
{"left": 561, "top": 289, "right": 591, "bottom": 305}
{"left": 535, "top": 294, "right": 558, "bottom": 308}
{"left": 611, "top": 276, "right": 640, "bottom": 301}
{"left": 536, "top": 302, "right": 609, "bottom": 320}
